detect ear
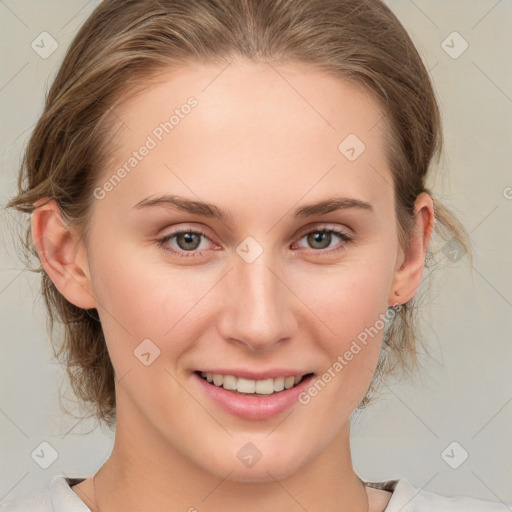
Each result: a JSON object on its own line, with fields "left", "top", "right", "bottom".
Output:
{"left": 388, "top": 192, "right": 435, "bottom": 306}
{"left": 31, "top": 198, "right": 97, "bottom": 309}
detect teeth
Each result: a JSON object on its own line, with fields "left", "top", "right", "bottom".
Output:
{"left": 199, "top": 372, "right": 307, "bottom": 395}
{"left": 222, "top": 375, "right": 237, "bottom": 390}
{"left": 237, "top": 377, "right": 256, "bottom": 393}
{"left": 285, "top": 376, "right": 295, "bottom": 389}
{"left": 274, "top": 376, "right": 285, "bottom": 392}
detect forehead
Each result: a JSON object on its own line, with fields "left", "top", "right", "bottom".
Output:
{"left": 98, "top": 58, "right": 393, "bottom": 217}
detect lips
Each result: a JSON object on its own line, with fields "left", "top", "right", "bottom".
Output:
{"left": 192, "top": 371, "right": 316, "bottom": 420}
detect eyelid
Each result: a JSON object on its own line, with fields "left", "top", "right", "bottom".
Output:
{"left": 294, "top": 222, "right": 352, "bottom": 240}
{"left": 159, "top": 223, "right": 215, "bottom": 238}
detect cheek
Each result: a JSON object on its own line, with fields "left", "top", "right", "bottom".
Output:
{"left": 291, "top": 257, "right": 393, "bottom": 404}
{"left": 294, "top": 258, "right": 392, "bottom": 344}
{"left": 293, "top": 271, "right": 389, "bottom": 425}
{"left": 87, "top": 243, "right": 205, "bottom": 366}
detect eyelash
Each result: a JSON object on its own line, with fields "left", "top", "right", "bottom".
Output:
{"left": 157, "top": 225, "right": 353, "bottom": 259}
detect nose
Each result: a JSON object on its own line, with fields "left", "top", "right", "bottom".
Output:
{"left": 217, "top": 247, "right": 298, "bottom": 352}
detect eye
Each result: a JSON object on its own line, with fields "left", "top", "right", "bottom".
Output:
{"left": 293, "top": 226, "right": 353, "bottom": 254}
{"left": 157, "top": 229, "right": 217, "bottom": 258}
{"left": 157, "top": 225, "right": 353, "bottom": 259}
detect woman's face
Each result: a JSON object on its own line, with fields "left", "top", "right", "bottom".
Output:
{"left": 82, "top": 58, "right": 412, "bottom": 481}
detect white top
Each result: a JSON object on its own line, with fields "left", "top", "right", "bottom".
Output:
{"left": 0, "top": 475, "right": 508, "bottom": 511}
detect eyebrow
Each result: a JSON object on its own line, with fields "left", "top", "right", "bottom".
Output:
{"left": 132, "top": 194, "right": 374, "bottom": 221}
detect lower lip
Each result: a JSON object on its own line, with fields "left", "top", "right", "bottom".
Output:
{"left": 192, "top": 372, "right": 315, "bottom": 421}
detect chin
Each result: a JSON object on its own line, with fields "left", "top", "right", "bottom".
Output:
{"left": 219, "top": 460, "right": 302, "bottom": 483}
{"left": 200, "top": 439, "right": 311, "bottom": 483}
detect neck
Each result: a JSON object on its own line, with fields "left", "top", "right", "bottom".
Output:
{"left": 92, "top": 396, "right": 368, "bottom": 512}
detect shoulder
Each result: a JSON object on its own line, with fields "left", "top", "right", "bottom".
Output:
{"left": 372, "top": 478, "right": 510, "bottom": 512}
{"left": 0, "top": 475, "right": 90, "bottom": 512}
{"left": 0, "top": 488, "right": 52, "bottom": 512}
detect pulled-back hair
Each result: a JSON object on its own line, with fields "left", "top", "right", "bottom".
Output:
{"left": 6, "top": 0, "right": 472, "bottom": 428}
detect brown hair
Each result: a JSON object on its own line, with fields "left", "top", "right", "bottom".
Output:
{"left": 6, "top": 0, "right": 473, "bottom": 428}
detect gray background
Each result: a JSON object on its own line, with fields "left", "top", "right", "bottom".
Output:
{"left": 1, "top": 0, "right": 511, "bottom": 505}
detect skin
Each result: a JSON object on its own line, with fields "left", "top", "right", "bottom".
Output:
{"left": 32, "top": 57, "right": 434, "bottom": 512}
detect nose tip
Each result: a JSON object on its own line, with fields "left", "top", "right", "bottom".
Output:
{"left": 217, "top": 258, "right": 297, "bottom": 352}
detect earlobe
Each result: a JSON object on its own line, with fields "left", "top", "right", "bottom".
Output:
{"left": 31, "top": 198, "right": 97, "bottom": 310}
{"left": 388, "top": 192, "right": 435, "bottom": 307}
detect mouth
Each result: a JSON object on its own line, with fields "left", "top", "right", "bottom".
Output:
{"left": 194, "top": 370, "right": 315, "bottom": 397}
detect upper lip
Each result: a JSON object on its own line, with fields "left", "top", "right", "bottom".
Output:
{"left": 195, "top": 369, "right": 314, "bottom": 380}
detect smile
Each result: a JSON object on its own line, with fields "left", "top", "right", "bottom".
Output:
{"left": 197, "top": 371, "right": 313, "bottom": 396}
{"left": 193, "top": 370, "right": 316, "bottom": 420}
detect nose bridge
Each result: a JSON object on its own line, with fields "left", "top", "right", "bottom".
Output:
{"left": 218, "top": 244, "right": 296, "bottom": 350}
